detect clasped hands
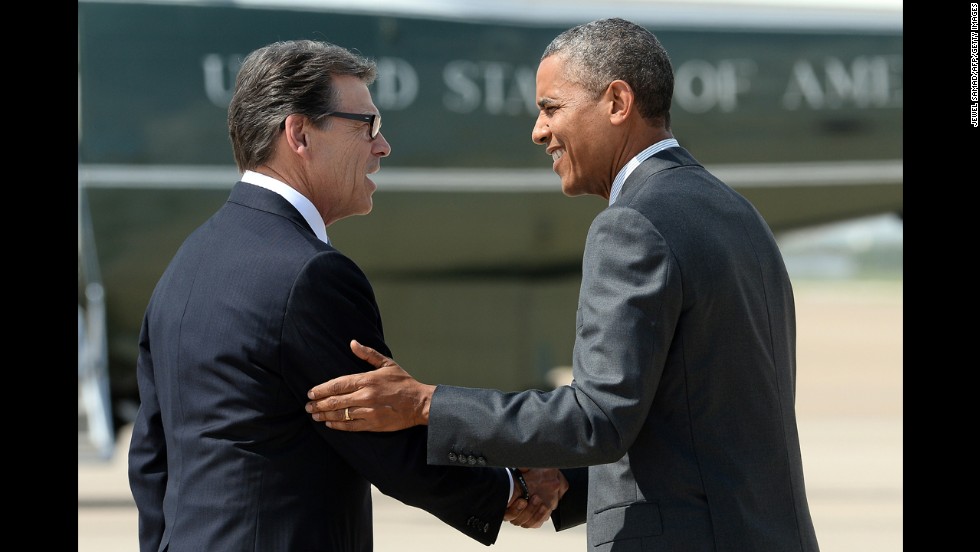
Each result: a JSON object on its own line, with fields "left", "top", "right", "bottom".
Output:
{"left": 504, "top": 467, "right": 569, "bottom": 528}
{"left": 305, "top": 339, "right": 569, "bottom": 528}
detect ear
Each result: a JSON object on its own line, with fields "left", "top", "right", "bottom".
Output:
{"left": 606, "top": 80, "right": 634, "bottom": 126}
{"left": 281, "top": 113, "right": 312, "bottom": 154}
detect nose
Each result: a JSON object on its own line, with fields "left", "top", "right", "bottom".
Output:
{"left": 374, "top": 132, "right": 391, "bottom": 157}
{"left": 531, "top": 113, "right": 549, "bottom": 145}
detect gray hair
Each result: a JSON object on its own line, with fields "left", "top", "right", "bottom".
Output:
{"left": 227, "top": 39, "right": 377, "bottom": 171}
{"left": 542, "top": 18, "right": 673, "bottom": 127}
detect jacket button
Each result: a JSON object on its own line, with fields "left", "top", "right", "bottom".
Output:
{"left": 467, "top": 455, "right": 476, "bottom": 465}
{"left": 448, "top": 452, "right": 457, "bottom": 462}
{"left": 477, "top": 457, "right": 486, "bottom": 466}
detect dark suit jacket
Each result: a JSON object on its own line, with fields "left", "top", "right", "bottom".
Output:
{"left": 426, "top": 148, "right": 820, "bottom": 551}
{"left": 128, "top": 182, "right": 510, "bottom": 552}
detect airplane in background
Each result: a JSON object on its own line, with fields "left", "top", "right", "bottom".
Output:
{"left": 78, "top": 0, "right": 902, "bottom": 457}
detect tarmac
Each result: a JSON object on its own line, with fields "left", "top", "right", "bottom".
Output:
{"left": 78, "top": 281, "right": 903, "bottom": 551}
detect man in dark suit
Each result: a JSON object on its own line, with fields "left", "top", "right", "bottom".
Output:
{"left": 127, "top": 39, "right": 564, "bottom": 552}
{"left": 306, "top": 19, "right": 821, "bottom": 551}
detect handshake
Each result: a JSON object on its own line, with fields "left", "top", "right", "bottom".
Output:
{"left": 503, "top": 467, "right": 570, "bottom": 528}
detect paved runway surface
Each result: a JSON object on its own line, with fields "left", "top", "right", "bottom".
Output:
{"left": 78, "top": 281, "right": 903, "bottom": 551}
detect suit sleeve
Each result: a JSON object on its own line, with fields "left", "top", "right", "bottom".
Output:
{"left": 128, "top": 313, "right": 168, "bottom": 552}
{"left": 427, "top": 207, "right": 681, "bottom": 468}
{"left": 281, "top": 251, "right": 510, "bottom": 545}
{"left": 551, "top": 467, "right": 588, "bottom": 531}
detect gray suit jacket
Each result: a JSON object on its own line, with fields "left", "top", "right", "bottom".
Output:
{"left": 427, "top": 148, "right": 819, "bottom": 551}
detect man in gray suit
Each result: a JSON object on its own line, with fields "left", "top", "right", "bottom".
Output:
{"left": 306, "top": 19, "right": 820, "bottom": 551}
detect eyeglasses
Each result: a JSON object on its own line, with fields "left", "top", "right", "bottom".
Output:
{"left": 319, "top": 111, "right": 381, "bottom": 140}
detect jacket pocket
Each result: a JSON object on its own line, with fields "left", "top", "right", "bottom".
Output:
{"left": 591, "top": 502, "right": 663, "bottom": 546}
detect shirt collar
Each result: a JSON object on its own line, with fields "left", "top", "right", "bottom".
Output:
{"left": 609, "top": 138, "right": 679, "bottom": 206}
{"left": 241, "top": 170, "right": 330, "bottom": 245}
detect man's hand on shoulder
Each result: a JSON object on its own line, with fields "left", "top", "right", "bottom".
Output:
{"left": 306, "top": 340, "right": 434, "bottom": 431}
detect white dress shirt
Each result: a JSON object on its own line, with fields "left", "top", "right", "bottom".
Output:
{"left": 241, "top": 170, "right": 330, "bottom": 245}
{"left": 609, "top": 138, "right": 679, "bottom": 205}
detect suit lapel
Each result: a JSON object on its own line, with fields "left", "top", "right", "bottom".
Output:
{"left": 226, "top": 181, "right": 318, "bottom": 238}
{"left": 619, "top": 147, "right": 701, "bottom": 200}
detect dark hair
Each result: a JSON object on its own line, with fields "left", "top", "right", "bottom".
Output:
{"left": 543, "top": 18, "right": 673, "bottom": 127}
{"left": 227, "top": 39, "right": 377, "bottom": 171}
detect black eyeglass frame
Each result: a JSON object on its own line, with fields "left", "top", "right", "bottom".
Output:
{"left": 317, "top": 111, "right": 381, "bottom": 140}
